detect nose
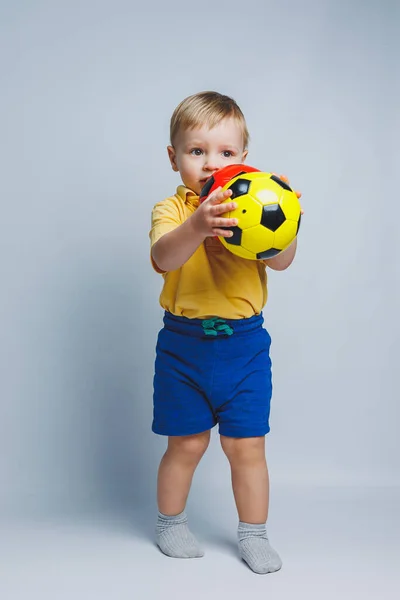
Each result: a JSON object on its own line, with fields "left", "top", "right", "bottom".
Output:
{"left": 203, "top": 155, "right": 219, "bottom": 172}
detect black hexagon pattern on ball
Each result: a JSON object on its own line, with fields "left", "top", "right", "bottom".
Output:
{"left": 200, "top": 176, "right": 215, "bottom": 198}
{"left": 270, "top": 174, "right": 293, "bottom": 192}
{"left": 228, "top": 178, "right": 251, "bottom": 199}
{"left": 261, "top": 204, "right": 286, "bottom": 232}
{"left": 257, "top": 248, "right": 281, "bottom": 260}
{"left": 296, "top": 213, "right": 302, "bottom": 235}
{"left": 224, "top": 226, "right": 242, "bottom": 246}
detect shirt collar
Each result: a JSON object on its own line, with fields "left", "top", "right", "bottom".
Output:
{"left": 176, "top": 185, "right": 199, "bottom": 207}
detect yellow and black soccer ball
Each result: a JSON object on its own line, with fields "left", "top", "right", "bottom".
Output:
{"left": 218, "top": 170, "right": 302, "bottom": 260}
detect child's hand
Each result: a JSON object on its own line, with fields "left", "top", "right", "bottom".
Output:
{"left": 192, "top": 187, "right": 239, "bottom": 238}
{"left": 275, "top": 173, "right": 304, "bottom": 214}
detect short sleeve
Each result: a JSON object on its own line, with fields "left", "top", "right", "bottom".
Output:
{"left": 149, "top": 196, "right": 184, "bottom": 273}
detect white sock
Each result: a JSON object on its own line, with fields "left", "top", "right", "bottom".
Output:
{"left": 238, "top": 522, "right": 282, "bottom": 574}
{"left": 156, "top": 511, "right": 204, "bottom": 559}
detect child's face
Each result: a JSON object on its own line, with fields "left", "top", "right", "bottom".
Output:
{"left": 167, "top": 117, "right": 248, "bottom": 195}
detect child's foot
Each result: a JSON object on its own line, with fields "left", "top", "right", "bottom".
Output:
{"left": 238, "top": 522, "right": 282, "bottom": 574}
{"left": 156, "top": 511, "right": 204, "bottom": 558}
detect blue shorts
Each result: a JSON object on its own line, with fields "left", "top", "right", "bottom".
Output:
{"left": 152, "top": 311, "right": 272, "bottom": 438}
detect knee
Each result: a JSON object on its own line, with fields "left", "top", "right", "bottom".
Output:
{"left": 220, "top": 436, "right": 265, "bottom": 467}
{"left": 168, "top": 431, "right": 211, "bottom": 464}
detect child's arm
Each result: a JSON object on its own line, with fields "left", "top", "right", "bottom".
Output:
{"left": 265, "top": 237, "right": 297, "bottom": 271}
{"left": 151, "top": 218, "right": 207, "bottom": 273}
{"left": 152, "top": 187, "right": 238, "bottom": 272}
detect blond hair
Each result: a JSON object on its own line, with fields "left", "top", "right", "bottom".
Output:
{"left": 170, "top": 91, "right": 249, "bottom": 149}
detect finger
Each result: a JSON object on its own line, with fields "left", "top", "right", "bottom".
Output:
{"left": 203, "top": 186, "right": 222, "bottom": 202}
{"left": 203, "top": 185, "right": 220, "bottom": 200}
{"left": 295, "top": 190, "right": 302, "bottom": 199}
{"left": 212, "top": 217, "right": 238, "bottom": 228}
{"left": 212, "top": 201, "right": 237, "bottom": 215}
{"left": 300, "top": 208, "right": 304, "bottom": 215}
{"left": 206, "top": 187, "right": 232, "bottom": 204}
{"left": 212, "top": 227, "right": 235, "bottom": 238}
{"left": 213, "top": 188, "right": 232, "bottom": 203}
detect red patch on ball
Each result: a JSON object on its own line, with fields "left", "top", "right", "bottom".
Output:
{"left": 199, "top": 164, "right": 260, "bottom": 203}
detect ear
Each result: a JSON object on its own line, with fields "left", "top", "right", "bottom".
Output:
{"left": 242, "top": 149, "right": 248, "bottom": 163}
{"left": 167, "top": 146, "right": 179, "bottom": 172}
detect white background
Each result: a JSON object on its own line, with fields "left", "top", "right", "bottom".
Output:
{"left": 1, "top": 1, "right": 398, "bottom": 597}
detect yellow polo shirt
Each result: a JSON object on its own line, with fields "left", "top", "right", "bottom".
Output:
{"left": 149, "top": 185, "right": 268, "bottom": 320}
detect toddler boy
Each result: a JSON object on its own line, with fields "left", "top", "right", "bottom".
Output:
{"left": 149, "top": 91, "right": 300, "bottom": 574}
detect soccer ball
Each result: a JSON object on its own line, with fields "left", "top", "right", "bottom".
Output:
{"left": 200, "top": 165, "right": 302, "bottom": 260}
{"left": 199, "top": 164, "right": 260, "bottom": 201}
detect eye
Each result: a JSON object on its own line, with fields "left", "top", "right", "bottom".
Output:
{"left": 222, "top": 150, "right": 234, "bottom": 158}
{"left": 190, "top": 148, "right": 203, "bottom": 156}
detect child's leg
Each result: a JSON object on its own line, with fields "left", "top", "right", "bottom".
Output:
{"left": 220, "top": 435, "right": 282, "bottom": 574}
{"left": 220, "top": 435, "right": 269, "bottom": 522}
{"left": 156, "top": 431, "right": 210, "bottom": 558}
{"left": 158, "top": 431, "right": 210, "bottom": 514}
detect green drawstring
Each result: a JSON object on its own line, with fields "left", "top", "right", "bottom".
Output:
{"left": 201, "top": 317, "right": 234, "bottom": 336}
